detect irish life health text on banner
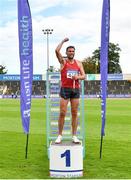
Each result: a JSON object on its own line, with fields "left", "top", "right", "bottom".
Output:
{"left": 18, "top": 0, "right": 33, "bottom": 134}
{"left": 100, "top": 0, "right": 110, "bottom": 136}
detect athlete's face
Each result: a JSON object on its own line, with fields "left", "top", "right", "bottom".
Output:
{"left": 66, "top": 48, "right": 75, "bottom": 60}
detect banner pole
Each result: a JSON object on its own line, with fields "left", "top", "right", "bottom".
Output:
{"left": 99, "top": 0, "right": 110, "bottom": 158}
{"left": 18, "top": 0, "right": 33, "bottom": 158}
{"left": 100, "top": 135, "right": 103, "bottom": 159}
{"left": 25, "top": 134, "right": 29, "bottom": 159}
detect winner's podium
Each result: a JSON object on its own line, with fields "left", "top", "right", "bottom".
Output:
{"left": 46, "top": 72, "right": 85, "bottom": 178}
{"left": 49, "top": 141, "right": 83, "bottom": 178}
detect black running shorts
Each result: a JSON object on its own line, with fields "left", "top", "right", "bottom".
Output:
{"left": 60, "top": 87, "right": 80, "bottom": 99}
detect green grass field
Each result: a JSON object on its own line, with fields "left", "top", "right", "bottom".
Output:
{"left": 0, "top": 98, "right": 131, "bottom": 179}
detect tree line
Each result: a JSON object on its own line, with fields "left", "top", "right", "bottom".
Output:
{"left": 82, "top": 42, "right": 122, "bottom": 74}
{"left": 0, "top": 42, "right": 122, "bottom": 74}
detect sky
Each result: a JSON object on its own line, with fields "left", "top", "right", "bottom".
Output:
{"left": 0, "top": 0, "right": 131, "bottom": 74}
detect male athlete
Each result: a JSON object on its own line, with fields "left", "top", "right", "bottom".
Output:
{"left": 55, "top": 38, "right": 85, "bottom": 144}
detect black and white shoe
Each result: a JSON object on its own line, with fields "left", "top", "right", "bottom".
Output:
{"left": 72, "top": 136, "right": 80, "bottom": 144}
{"left": 55, "top": 135, "right": 62, "bottom": 144}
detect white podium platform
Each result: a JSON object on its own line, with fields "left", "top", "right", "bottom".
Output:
{"left": 49, "top": 141, "right": 83, "bottom": 178}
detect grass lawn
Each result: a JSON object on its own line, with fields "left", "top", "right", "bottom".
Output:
{"left": 0, "top": 98, "right": 131, "bottom": 179}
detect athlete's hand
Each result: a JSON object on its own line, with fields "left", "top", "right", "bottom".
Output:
{"left": 72, "top": 75, "right": 79, "bottom": 80}
{"left": 62, "top": 38, "right": 69, "bottom": 43}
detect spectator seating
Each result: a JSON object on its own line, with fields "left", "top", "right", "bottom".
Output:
{"left": 0, "top": 80, "right": 131, "bottom": 96}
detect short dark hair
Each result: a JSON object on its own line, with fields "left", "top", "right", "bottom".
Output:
{"left": 66, "top": 46, "right": 75, "bottom": 52}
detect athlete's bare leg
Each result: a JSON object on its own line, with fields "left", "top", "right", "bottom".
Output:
{"left": 58, "top": 97, "right": 69, "bottom": 135}
{"left": 70, "top": 98, "right": 79, "bottom": 135}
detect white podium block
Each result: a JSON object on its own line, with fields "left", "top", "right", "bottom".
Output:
{"left": 49, "top": 141, "right": 83, "bottom": 178}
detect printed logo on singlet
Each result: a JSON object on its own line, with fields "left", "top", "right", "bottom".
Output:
{"left": 67, "top": 70, "right": 79, "bottom": 79}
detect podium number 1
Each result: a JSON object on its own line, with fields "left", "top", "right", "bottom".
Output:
{"left": 61, "top": 150, "right": 71, "bottom": 167}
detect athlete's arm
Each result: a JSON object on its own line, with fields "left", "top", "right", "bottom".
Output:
{"left": 72, "top": 61, "right": 86, "bottom": 80}
{"left": 55, "top": 38, "right": 69, "bottom": 64}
